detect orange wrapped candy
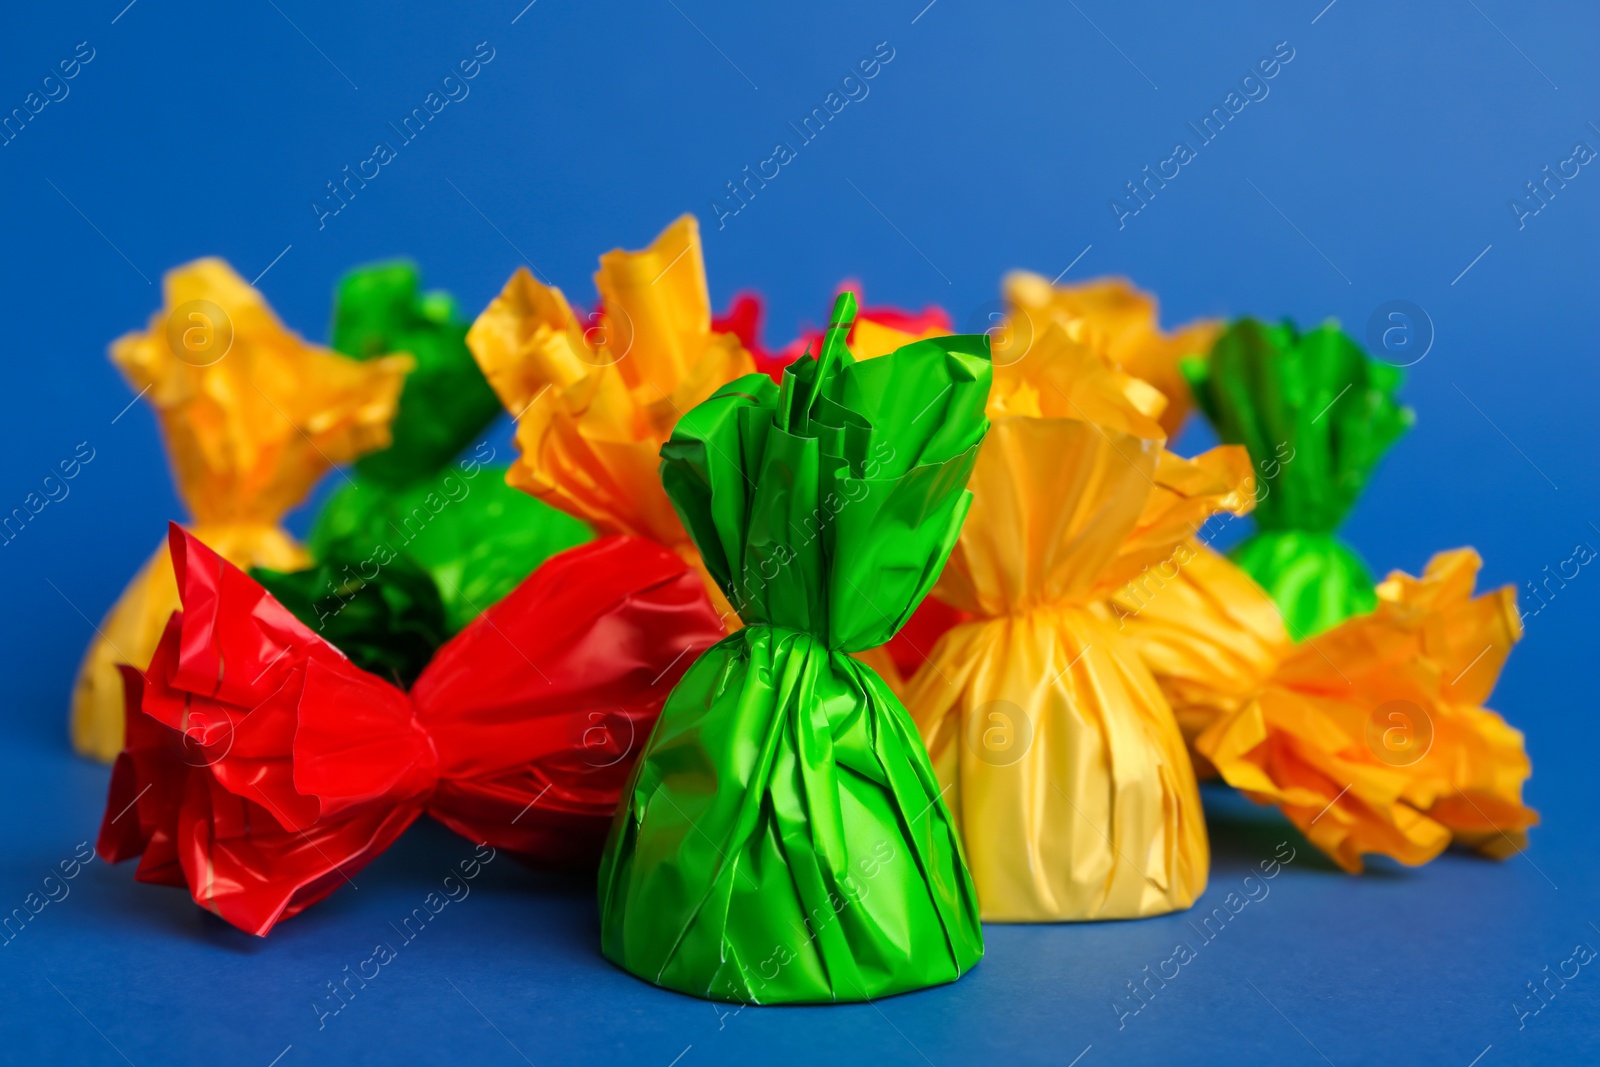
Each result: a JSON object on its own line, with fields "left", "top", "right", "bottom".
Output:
{"left": 467, "top": 216, "right": 752, "bottom": 619}
{"left": 70, "top": 259, "right": 410, "bottom": 761}
{"left": 1119, "top": 542, "right": 1537, "bottom": 871}
{"left": 1109, "top": 539, "right": 1290, "bottom": 777}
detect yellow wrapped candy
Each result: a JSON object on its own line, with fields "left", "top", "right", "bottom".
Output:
{"left": 1001, "top": 273, "right": 1221, "bottom": 438}
{"left": 467, "top": 216, "right": 752, "bottom": 621}
{"left": 903, "top": 323, "right": 1253, "bottom": 921}
{"left": 1119, "top": 541, "right": 1537, "bottom": 871}
{"left": 71, "top": 259, "right": 410, "bottom": 761}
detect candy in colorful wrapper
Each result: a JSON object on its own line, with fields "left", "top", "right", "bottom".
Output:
{"left": 1000, "top": 273, "right": 1221, "bottom": 437}
{"left": 1118, "top": 541, "right": 1536, "bottom": 871}
{"left": 309, "top": 261, "right": 590, "bottom": 634}
{"left": 1182, "top": 318, "right": 1413, "bottom": 637}
{"left": 70, "top": 259, "right": 410, "bottom": 762}
{"left": 902, "top": 322, "right": 1253, "bottom": 921}
{"left": 715, "top": 286, "right": 953, "bottom": 382}
{"left": 98, "top": 525, "right": 724, "bottom": 935}
{"left": 597, "top": 294, "right": 988, "bottom": 1003}
{"left": 467, "top": 216, "right": 752, "bottom": 616}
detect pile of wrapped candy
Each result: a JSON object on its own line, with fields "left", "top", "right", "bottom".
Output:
{"left": 82, "top": 216, "right": 1535, "bottom": 1003}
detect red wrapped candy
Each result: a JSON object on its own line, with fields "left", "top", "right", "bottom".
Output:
{"left": 97, "top": 525, "right": 722, "bottom": 935}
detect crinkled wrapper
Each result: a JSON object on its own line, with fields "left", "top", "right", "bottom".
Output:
{"left": 1184, "top": 317, "right": 1412, "bottom": 636}
{"left": 1118, "top": 540, "right": 1536, "bottom": 872}
{"left": 1002, "top": 272, "right": 1220, "bottom": 438}
{"left": 598, "top": 305, "right": 990, "bottom": 1003}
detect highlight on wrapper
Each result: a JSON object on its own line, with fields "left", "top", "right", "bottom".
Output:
{"left": 811, "top": 290, "right": 856, "bottom": 384}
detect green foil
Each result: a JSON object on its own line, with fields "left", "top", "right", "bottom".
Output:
{"left": 251, "top": 539, "right": 447, "bottom": 690}
{"left": 310, "top": 261, "right": 592, "bottom": 634}
{"left": 598, "top": 294, "right": 989, "bottom": 1004}
{"left": 1183, "top": 318, "right": 1413, "bottom": 637}
{"left": 332, "top": 260, "right": 504, "bottom": 489}
{"left": 310, "top": 466, "right": 590, "bottom": 635}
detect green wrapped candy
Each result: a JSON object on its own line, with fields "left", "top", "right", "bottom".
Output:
{"left": 310, "top": 465, "right": 590, "bottom": 634}
{"left": 598, "top": 294, "right": 988, "bottom": 1004}
{"left": 1182, "top": 318, "right": 1413, "bottom": 637}
{"left": 251, "top": 538, "right": 447, "bottom": 689}
{"left": 332, "top": 260, "right": 503, "bottom": 489}
{"left": 311, "top": 261, "right": 591, "bottom": 633}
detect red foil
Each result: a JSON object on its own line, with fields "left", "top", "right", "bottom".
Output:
{"left": 98, "top": 524, "right": 722, "bottom": 935}
{"left": 714, "top": 289, "right": 953, "bottom": 382}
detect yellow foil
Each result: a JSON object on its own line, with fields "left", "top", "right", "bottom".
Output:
{"left": 1001, "top": 273, "right": 1220, "bottom": 438}
{"left": 1119, "top": 541, "right": 1537, "bottom": 872}
{"left": 903, "top": 324, "right": 1253, "bottom": 921}
{"left": 466, "top": 216, "right": 752, "bottom": 619}
{"left": 71, "top": 259, "right": 410, "bottom": 761}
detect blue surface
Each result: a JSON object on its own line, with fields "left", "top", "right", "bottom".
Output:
{"left": 1, "top": 1, "right": 1596, "bottom": 1063}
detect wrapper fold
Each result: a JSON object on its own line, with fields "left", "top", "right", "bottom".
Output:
{"left": 71, "top": 259, "right": 410, "bottom": 761}
{"left": 598, "top": 294, "right": 988, "bottom": 1003}
{"left": 713, "top": 287, "right": 960, "bottom": 691}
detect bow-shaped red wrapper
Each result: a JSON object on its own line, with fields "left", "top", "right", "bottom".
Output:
{"left": 97, "top": 525, "right": 722, "bottom": 935}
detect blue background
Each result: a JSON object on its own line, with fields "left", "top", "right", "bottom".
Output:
{"left": 1, "top": 1, "right": 1595, "bottom": 1063}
